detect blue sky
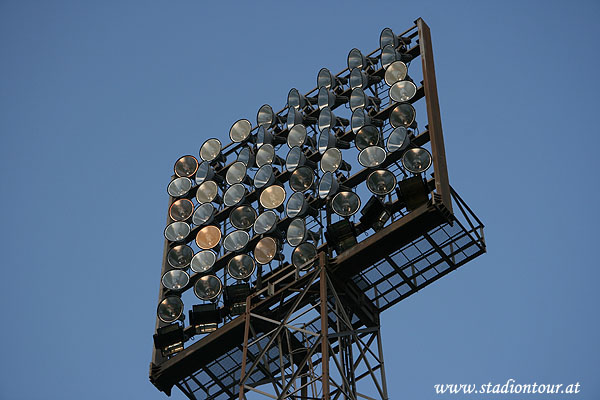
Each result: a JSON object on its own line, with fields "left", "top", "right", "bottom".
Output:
{"left": 1, "top": 1, "right": 599, "bottom": 399}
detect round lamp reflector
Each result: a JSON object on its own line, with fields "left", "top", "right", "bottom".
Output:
{"left": 167, "top": 244, "right": 193, "bottom": 269}
{"left": 358, "top": 146, "right": 387, "bottom": 168}
{"left": 167, "top": 177, "right": 192, "bottom": 198}
{"left": 164, "top": 221, "right": 191, "bottom": 242}
{"left": 289, "top": 166, "right": 314, "bottom": 193}
{"left": 174, "top": 155, "right": 199, "bottom": 178}
{"left": 227, "top": 254, "right": 256, "bottom": 280}
{"left": 350, "top": 68, "right": 368, "bottom": 90}
{"left": 384, "top": 61, "right": 408, "bottom": 86}
{"left": 348, "top": 48, "right": 367, "bottom": 70}
{"left": 254, "top": 210, "right": 278, "bottom": 234}
{"left": 318, "top": 107, "right": 334, "bottom": 131}
{"left": 224, "top": 183, "right": 247, "bottom": 207}
{"left": 350, "top": 88, "right": 368, "bottom": 112}
{"left": 194, "top": 275, "right": 223, "bottom": 301}
{"left": 195, "top": 225, "right": 221, "bottom": 250}
{"left": 317, "top": 68, "right": 334, "bottom": 89}
{"left": 318, "top": 87, "right": 335, "bottom": 110}
{"left": 287, "top": 218, "right": 307, "bottom": 247}
{"left": 237, "top": 146, "right": 255, "bottom": 167}
{"left": 317, "top": 128, "right": 335, "bottom": 154}
{"left": 162, "top": 270, "right": 190, "bottom": 291}
{"left": 331, "top": 191, "right": 361, "bottom": 217}
{"left": 380, "top": 27, "right": 399, "bottom": 50}
{"left": 230, "top": 205, "right": 257, "bottom": 230}
{"left": 169, "top": 199, "right": 194, "bottom": 221}
{"left": 196, "top": 181, "right": 219, "bottom": 204}
{"left": 402, "top": 148, "right": 432, "bottom": 174}
{"left": 190, "top": 250, "right": 217, "bottom": 273}
{"left": 292, "top": 242, "right": 317, "bottom": 270}
{"left": 288, "top": 124, "right": 308, "bottom": 148}
{"left": 226, "top": 161, "right": 248, "bottom": 186}
{"left": 286, "top": 192, "right": 308, "bottom": 219}
{"left": 254, "top": 237, "right": 278, "bottom": 264}
{"left": 367, "top": 170, "right": 397, "bottom": 195}
{"left": 355, "top": 125, "right": 380, "bottom": 150}
{"left": 389, "top": 80, "right": 417, "bottom": 103}
{"left": 199, "top": 138, "right": 222, "bottom": 162}
{"left": 351, "top": 107, "right": 370, "bottom": 133}
{"left": 256, "top": 144, "right": 276, "bottom": 167}
{"left": 192, "top": 203, "right": 215, "bottom": 226}
{"left": 381, "top": 44, "right": 400, "bottom": 69}
{"left": 387, "top": 126, "right": 410, "bottom": 152}
{"left": 320, "top": 148, "right": 343, "bottom": 173}
{"left": 254, "top": 165, "right": 275, "bottom": 189}
{"left": 260, "top": 185, "right": 286, "bottom": 209}
{"left": 195, "top": 161, "right": 214, "bottom": 185}
{"left": 288, "top": 88, "right": 304, "bottom": 109}
{"left": 318, "top": 172, "right": 339, "bottom": 199}
{"left": 257, "top": 104, "right": 276, "bottom": 127}
{"left": 157, "top": 296, "right": 183, "bottom": 323}
{"left": 223, "top": 230, "right": 250, "bottom": 253}
{"left": 230, "top": 119, "right": 252, "bottom": 143}
{"left": 286, "top": 146, "right": 304, "bottom": 171}
{"left": 389, "top": 103, "right": 416, "bottom": 128}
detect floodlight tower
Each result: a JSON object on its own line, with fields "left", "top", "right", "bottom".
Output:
{"left": 150, "top": 18, "right": 486, "bottom": 400}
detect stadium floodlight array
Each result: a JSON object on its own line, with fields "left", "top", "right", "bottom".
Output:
{"left": 154, "top": 25, "right": 437, "bottom": 356}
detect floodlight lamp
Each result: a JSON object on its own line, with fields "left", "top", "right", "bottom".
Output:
{"left": 169, "top": 198, "right": 194, "bottom": 221}
{"left": 153, "top": 323, "right": 184, "bottom": 356}
{"left": 321, "top": 147, "right": 350, "bottom": 173}
{"left": 318, "top": 107, "right": 349, "bottom": 131}
{"left": 195, "top": 161, "right": 223, "bottom": 185}
{"left": 199, "top": 138, "right": 224, "bottom": 163}
{"left": 230, "top": 119, "right": 252, "bottom": 143}
{"left": 389, "top": 80, "right": 417, "bottom": 103}
{"left": 381, "top": 44, "right": 402, "bottom": 69}
{"left": 286, "top": 192, "right": 317, "bottom": 219}
{"left": 257, "top": 104, "right": 280, "bottom": 129}
{"left": 318, "top": 171, "right": 340, "bottom": 199}
{"left": 287, "top": 124, "right": 311, "bottom": 148}
{"left": 162, "top": 269, "right": 190, "bottom": 291}
{"left": 331, "top": 191, "right": 361, "bottom": 217}
{"left": 389, "top": 103, "right": 416, "bottom": 128}
{"left": 237, "top": 146, "right": 256, "bottom": 168}
{"left": 318, "top": 67, "right": 346, "bottom": 91}
{"left": 167, "top": 177, "right": 192, "bottom": 198}
{"left": 194, "top": 275, "right": 223, "bottom": 301}
{"left": 286, "top": 146, "right": 309, "bottom": 171}
{"left": 287, "top": 88, "right": 306, "bottom": 110}
{"left": 254, "top": 210, "right": 279, "bottom": 235}
{"left": 157, "top": 296, "right": 184, "bottom": 323}
{"left": 227, "top": 254, "right": 256, "bottom": 280}
{"left": 384, "top": 61, "right": 408, "bottom": 86}
{"left": 174, "top": 155, "right": 199, "bottom": 178}
{"left": 193, "top": 203, "right": 216, "bottom": 226}
{"left": 292, "top": 242, "right": 318, "bottom": 270}
{"left": 195, "top": 181, "right": 220, "bottom": 204}
{"left": 402, "top": 148, "right": 432, "bottom": 174}
{"left": 190, "top": 250, "right": 217, "bottom": 273}
{"left": 360, "top": 195, "right": 390, "bottom": 232}
{"left": 195, "top": 225, "right": 222, "bottom": 250}
{"left": 167, "top": 244, "right": 194, "bottom": 269}
{"left": 318, "top": 128, "right": 350, "bottom": 154}
{"left": 326, "top": 219, "right": 357, "bottom": 254}
{"left": 164, "top": 221, "right": 191, "bottom": 242}
{"left": 317, "top": 86, "right": 347, "bottom": 110}
{"left": 367, "top": 169, "right": 397, "bottom": 196}
{"left": 355, "top": 125, "right": 381, "bottom": 150}
{"left": 259, "top": 185, "right": 286, "bottom": 210}
{"left": 253, "top": 165, "right": 276, "bottom": 189}
{"left": 349, "top": 68, "right": 380, "bottom": 90}
{"left": 223, "top": 230, "right": 250, "bottom": 253}
{"left": 224, "top": 283, "right": 251, "bottom": 315}
{"left": 289, "top": 166, "right": 315, "bottom": 192}
{"left": 347, "top": 48, "right": 377, "bottom": 70}
{"left": 286, "top": 217, "right": 317, "bottom": 247}
{"left": 386, "top": 126, "right": 410, "bottom": 152}
{"left": 254, "top": 236, "right": 280, "bottom": 264}
{"left": 230, "top": 205, "right": 257, "bottom": 230}
{"left": 379, "top": 27, "right": 399, "bottom": 50}
{"left": 398, "top": 175, "right": 429, "bottom": 211}
{"left": 189, "top": 304, "right": 221, "bottom": 334}
{"left": 350, "top": 87, "right": 380, "bottom": 112}
{"left": 223, "top": 183, "right": 247, "bottom": 207}
{"left": 351, "top": 107, "right": 382, "bottom": 134}
{"left": 256, "top": 144, "right": 284, "bottom": 167}
{"left": 358, "top": 146, "right": 387, "bottom": 168}
{"left": 226, "top": 162, "right": 250, "bottom": 186}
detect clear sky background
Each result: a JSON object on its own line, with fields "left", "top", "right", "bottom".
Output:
{"left": 1, "top": 1, "right": 599, "bottom": 399}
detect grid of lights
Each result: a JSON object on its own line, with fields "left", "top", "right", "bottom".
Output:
{"left": 155, "top": 26, "right": 437, "bottom": 353}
